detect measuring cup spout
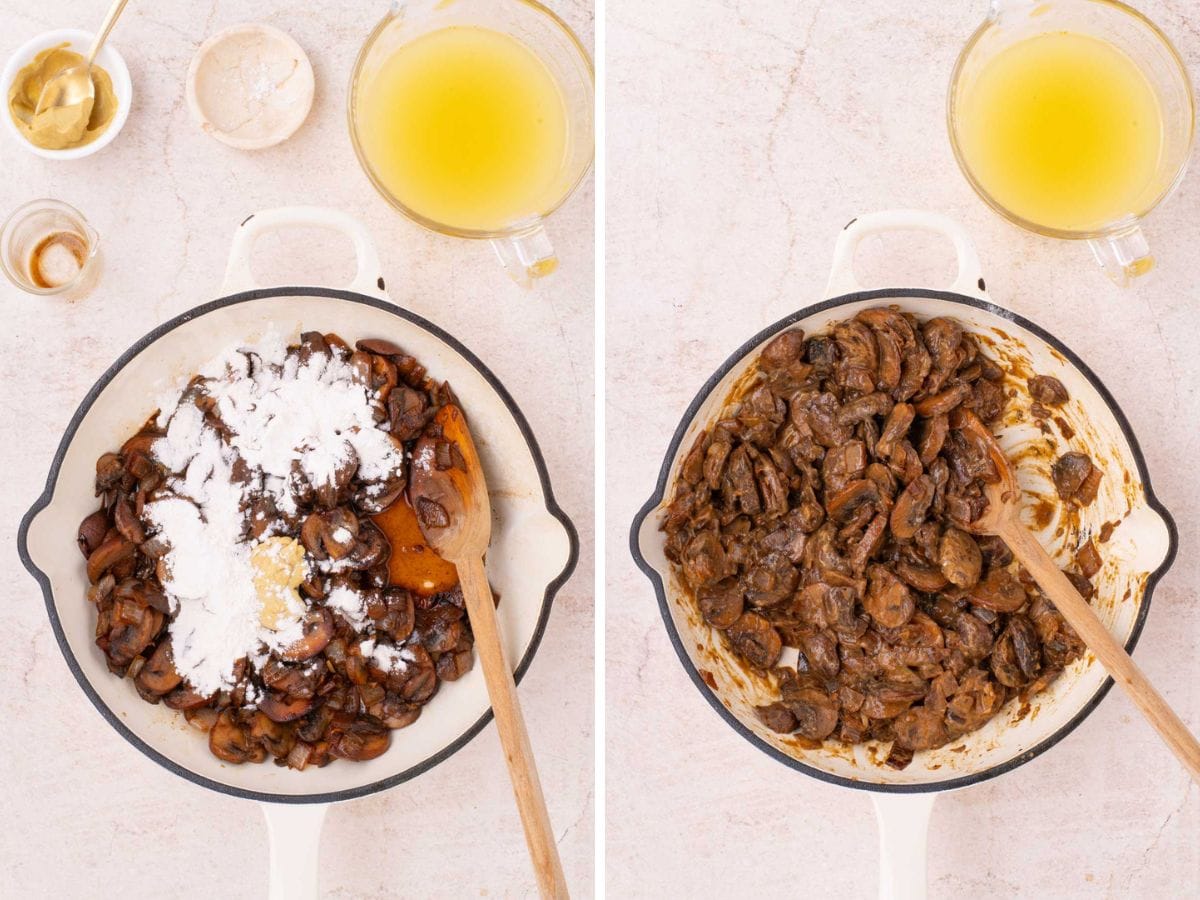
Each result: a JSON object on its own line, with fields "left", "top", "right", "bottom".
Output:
{"left": 1089, "top": 225, "right": 1155, "bottom": 287}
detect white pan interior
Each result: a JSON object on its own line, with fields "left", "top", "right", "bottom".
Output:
{"left": 637, "top": 293, "right": 1174, "bottom": 789}
{"left": 22, "top": 293, "right": 574, "bottom": 799}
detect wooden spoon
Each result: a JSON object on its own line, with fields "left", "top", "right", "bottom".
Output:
{"left": 408, "top": 403, "right": 569, "bottom": 898}
{"left": 956, "top": 410, "right": 1200, "bottom": 782}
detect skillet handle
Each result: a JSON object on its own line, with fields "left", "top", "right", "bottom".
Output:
{"left": 824, "top": 210, "right": 988, "bottom": 302}
{"left": 871, "top": 793, "right": 936, "bottom": 900}
{"left": 260, "top": 802, "right": 329, "bottom": 900}
{"left": 222, "top": 206, "right": 389, "bottom": 301}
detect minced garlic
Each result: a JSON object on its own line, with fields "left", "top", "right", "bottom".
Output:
{"left": 250, "top": 536, "right": 307, "bottom": 630}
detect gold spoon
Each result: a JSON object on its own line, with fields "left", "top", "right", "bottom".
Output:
{"left": 408, "top": 403, "right": 569, "bottom": 898}
{"left": 34, "top": 0, "right": 132, "bottom": 116}
{"left": 956, "top": 409, "right": 1200, "bottom": 782}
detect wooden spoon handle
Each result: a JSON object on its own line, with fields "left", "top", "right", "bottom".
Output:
{"left": 458, "top": 556, "right": 570, "bottom": 899}
{"left": 1000, "top": 523, "right": 1200, "bottom": 782}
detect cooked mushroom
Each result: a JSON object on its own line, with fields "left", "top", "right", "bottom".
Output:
{"left": 725, "top": 612, "right": 782, "bottom": 669}
{"left": 329, "top": 715, "right": 390, "bottom": 761}
{"left": 209, "top": 710, "right": 266, "bottom": 764}
{"left": 278, "top": 609, "right": 334, "bottom": 662}
{"left": 136, "top": 638, "right": 182, "bottom": 695}
{"left": 662, "top": 308, "right": 1094, "bottom": 768}
{"left": 1029, "top": 375, "right": 1069, "bottom": 406}
{"left": 938, "top": 527, "right": 982, "bottom": 589}
{"left": 257, "top": 692, "right": 316, "bottom": 723}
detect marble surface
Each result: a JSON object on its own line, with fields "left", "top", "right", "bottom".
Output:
{"left": 0, "top": 1, "right": 593, "bottom": 898}
{"left": 607, "top": 1, "right": 1199, "bottom": 897}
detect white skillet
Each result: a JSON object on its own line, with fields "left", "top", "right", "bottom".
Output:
{"left": 19, "top": 206, "right": 579, "bottom": 899}
{"left": 631, "top": 210, "right": 1177, "bottom": 899}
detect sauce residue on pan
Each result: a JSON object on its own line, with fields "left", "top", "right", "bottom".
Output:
{"left": 372, "top": 496, "right": 460, "bottom": 595}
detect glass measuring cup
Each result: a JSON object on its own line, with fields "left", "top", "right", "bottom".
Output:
{"left": 348, "top": 0, "right": 594, "bottom": 286}
{"left": 948, "top": 0, "right": 1194, "bottom": 286}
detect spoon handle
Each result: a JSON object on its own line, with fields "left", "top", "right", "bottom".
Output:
{"left": 1000, "top": 523, "right": 1200, "bottom": 783}
{"left": 87, "top": 0, "right": 132, "bottom": 67}
{"left": 458, "top": 555, "right": 570, "bottom": 899}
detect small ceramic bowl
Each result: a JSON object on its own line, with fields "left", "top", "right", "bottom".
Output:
{"left": 0, "top": 29, "right": 133, "bottom": 160}
{"left": 186, "top": 23, "right": 315, "bottom": 150}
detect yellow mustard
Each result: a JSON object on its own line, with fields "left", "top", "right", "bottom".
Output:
{"left": 8, "top": 44, "right": 118, "bottom": 150}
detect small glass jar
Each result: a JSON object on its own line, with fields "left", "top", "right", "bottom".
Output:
{"left": 1, "top": 199, "right": 100, "bottom": 295}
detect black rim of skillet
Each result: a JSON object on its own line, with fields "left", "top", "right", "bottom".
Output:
{"left": 17, "top": 285, "right": 580, "bottom": 805}
{"left": 629, "top": 287, "right": 1179, "bottom": 794}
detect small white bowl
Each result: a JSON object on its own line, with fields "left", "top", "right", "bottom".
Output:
{"left": 0, "top": 29, "right": 133, "bottom": 160}
{"left": 186, "top": 23, "right": 315, "bottom": 150}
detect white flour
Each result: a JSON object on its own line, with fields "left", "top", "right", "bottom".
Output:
{"left": 358, "top": 638, "right": 412, "bottom": 673}
{"left": 145, "top": 329, "right": 406, "bottom": 695}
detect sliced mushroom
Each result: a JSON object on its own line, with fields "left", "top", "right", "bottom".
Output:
{"left": 938, "top": 527, "right": 982, "bottom": 589}
{"left": 787, "top": 688, "right": 840, "bottom": 740}
{"left": 329, "top": 715, "right": 391, "bottom": 761}
{"left": 77, "top": 509, "right": 109, "bottom": 558}
{"left": 86, "top": 535, "right": 135, "bottom": 584}
{"left": 113, "top": 497, "right": 146, "bottom": 544}
{"left": 864, "top": 566, "right": 915, "bottom": 629}
{"left": 136, "top": 638, "right": 182, "bottom": 695}
{"left": 209, "top": 710, "right": 266, "bottom": 764}
{"left": 107, "top": 608, "right": 163, "bottom": 666}
{"left": 725, "top": 612, "right": 782, "bottom": 669}
{"left": 277, "top": 609, "right": 334, "bottom": 661}
{"left": 894, "top": 706, "right": 949, "bottom": 751}
{"left": 826, "top": 479, "right": 880, "bottom": 523}
{"left": 257, "top": 691, "right": 316, "bottom": 723}
{"left": 969, "top": 568, "right": 1027, "bottom": 613}
{"left": 1029, "top": 375, "right": 1069, "bottom": 406}
{"left": 890, "top": 475, "right": 935, "bottom": 540}
{"left": 1051, "top": 452, "right": 1094, "bottom": 502}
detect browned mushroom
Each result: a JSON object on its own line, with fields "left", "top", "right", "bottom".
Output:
{"left": 864, "top": 566, "right": 915, "bottom": 629}
{"left": 107, "top": 608, "right": 163, "bottom": 666}
{"left": 209, "top": 710, "right": 266, "bottom": 764}
{"left": 938, "top": 527, "right": 983, "bottom": 589}
{"left": 77, "top": 509, "right": 109, "bottom": 558}
{"left": 113, "top": 496, "right": 146, "bottom": 544}
{"left": 260, "top": 658, "right": 321, "bottom": 699}
{"left": 725, "top": 612, "right": 782, "bottom": 669}
{"left": 86, "top": 534, "right": 135, "bottom": 584}
{"left": 969, "top": 568, "right": 1027, "bottom": 613}
{"left": 277, "top": 609, "right": 334, "bottom": 662}
{"left": 136, "top": 638, "right": 182, "bottom": 695}
{"left": 1029, "top": 375, "right": 1069, "bottom": 406}
{"left": 894, "top": 706, "right": 948, "bottom": 751}
{"left": 329, "top": 715, "right": 390, "bottom": 761}
{"left": 257, "top": 691, "right": 316, "bottom": 723}
{"left": 1051, "top": 452, "right": 1094, "bottom": 502}
{"left": 787, "top": 688, "right": 840, "bottom": 740}
{"left": 890, "top": 475, "right": 935, "bottom": 540}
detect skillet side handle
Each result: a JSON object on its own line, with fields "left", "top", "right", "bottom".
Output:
{"left": 871, "top": 793, "right": 936, "bottom": 900}
{"left": 824, "top": 210, "right": 989, "bottom": 302}
{"left": 260, "top": 802, "right": 329, "bottom": 900}
{"left": 221, "top": 206, "right": 390, "bottom": 302}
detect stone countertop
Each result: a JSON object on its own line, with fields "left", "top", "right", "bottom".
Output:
{"left": 0, "top": 1, "right": 593, "bottom": 897}
{"left": 607, "top": 1, "right": 1198, "bottom": 896}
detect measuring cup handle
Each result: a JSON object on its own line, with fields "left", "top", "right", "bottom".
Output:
{"left": 824, "top": 210, "right": 989, "bottom": 301}
{"left": 871, "top": 793, "right": 936, "bottom": 900}
{"left": 260, "top": 802, "right": 329, "bottom": 900}
{"left": 222, "top": 206, "right": 390, "bottom": 301}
